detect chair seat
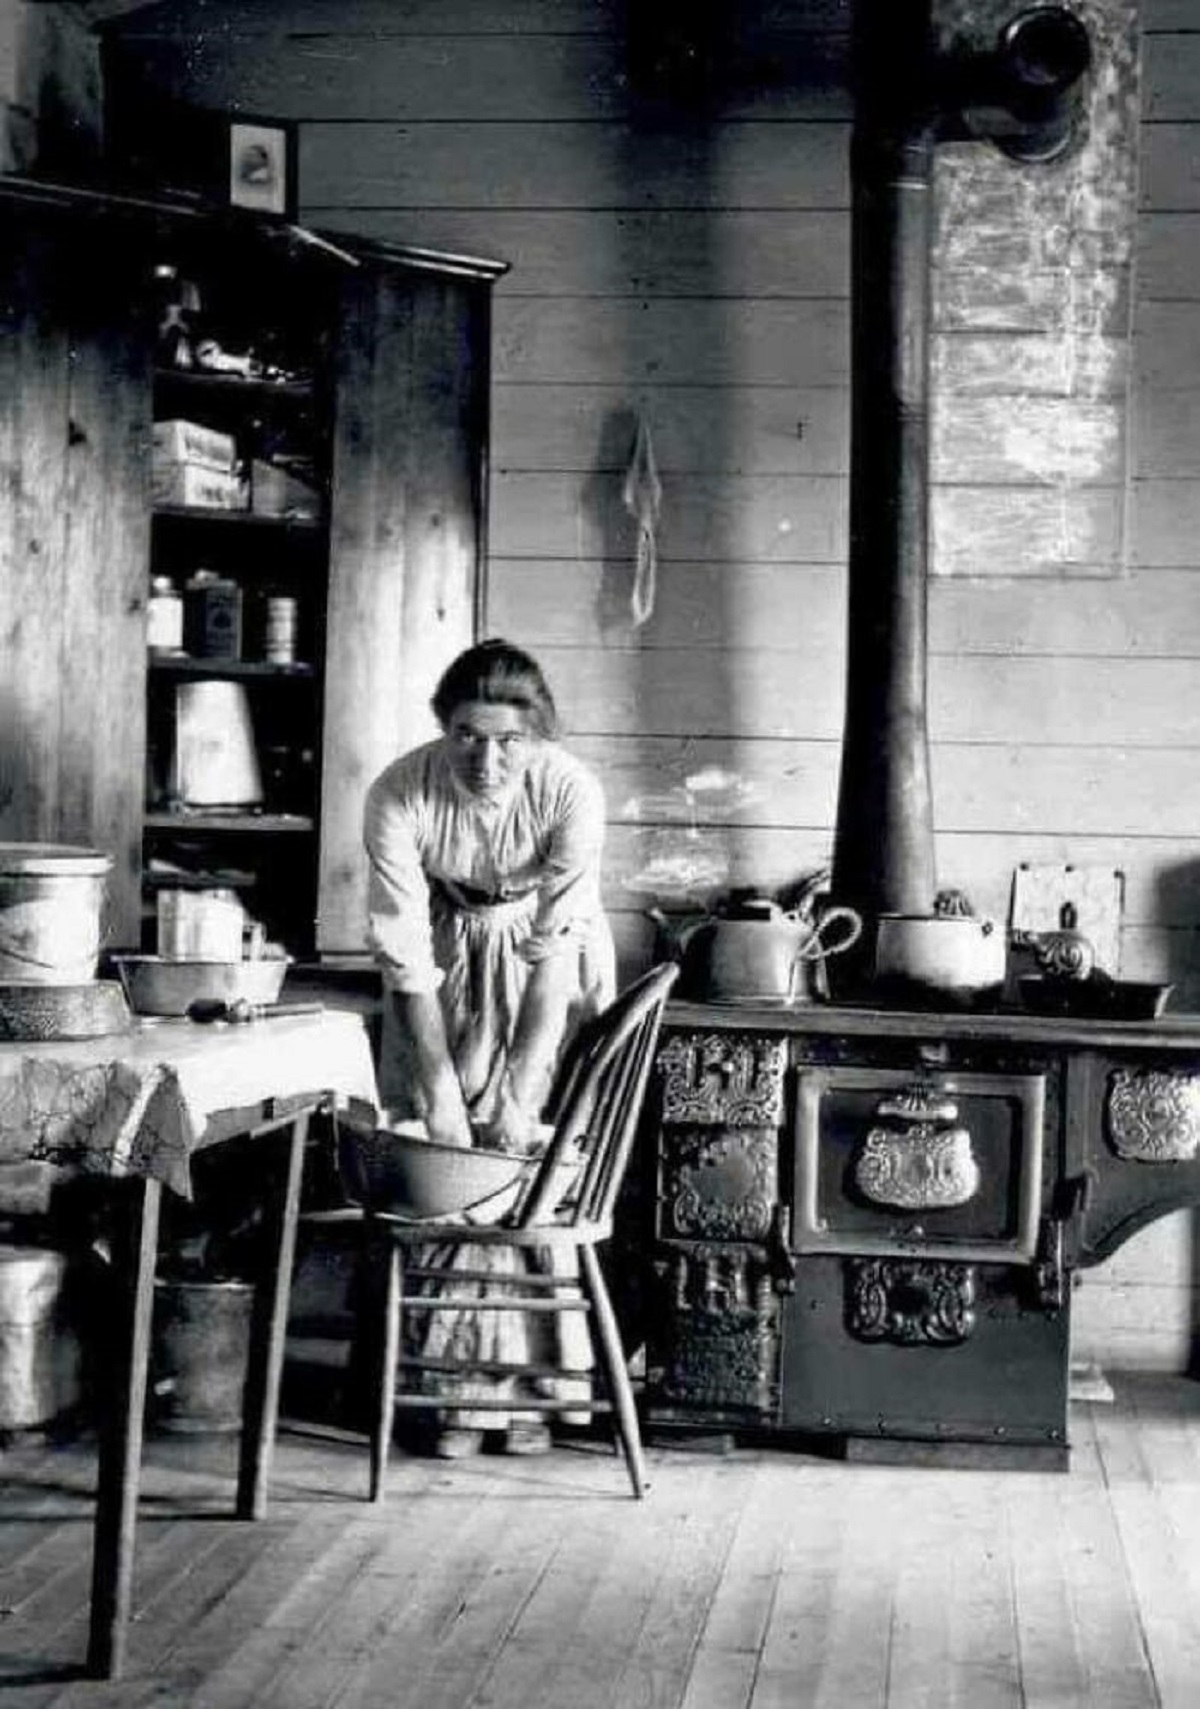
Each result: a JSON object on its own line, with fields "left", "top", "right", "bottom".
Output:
{"left": 367, "top": 1214, "right": 614, "bottom": 1249}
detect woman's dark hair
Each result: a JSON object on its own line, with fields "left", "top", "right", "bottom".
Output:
{"left": 431, "top": 638, "right": 559, "bottom": 739}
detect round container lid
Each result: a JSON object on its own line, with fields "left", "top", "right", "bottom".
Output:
{"left": 0, "top": 843, "right": 112, "bottom": 876}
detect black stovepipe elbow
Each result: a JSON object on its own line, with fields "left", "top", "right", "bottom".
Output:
{"left": 948, "top": 6, "right": 1093, "bottom": 163}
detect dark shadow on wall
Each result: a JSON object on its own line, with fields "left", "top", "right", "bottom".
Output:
{"left": 597, "top": 8, "right": 856, "bottom": 1367}
{"left": 599, "top": 0, "right": 852, "bottom": 950}
{"left": 580, "top": 403, "right": 643, "bottom": 638}
{"left": 597, "top": 5, "right": 759, "bottom": 1361}
{"left": 606, "top": 99, "right": 739, "bottom": 940}
{"left": 1148, "top": 861, "right": 1200, "bottom": 1016}
{"left": 625, "top": 1, "right": 852, "bottom": 116}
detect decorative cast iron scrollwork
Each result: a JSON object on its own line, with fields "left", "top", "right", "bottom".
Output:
{"left": 662, "top": 1327, "right": 777, "bottom": 1411}
{"left": 853, "top": 1083, "right": 980, "bottom": 1209}
{"left": 665, "top": 1128, "right": 776, "bottom": 1241}
{"left": 657, "top": 1032, "right": 786, "bottom": 1127}
{"left": 847, "top": 1258, "right": 977, "bottom": 1345}
{"left": 875, "top": 1087, "right": 959, "bottom": 1123}
{"left": 656, "top": 1245, "right": 779, "bottom": 1411}
{"left": 1107, "top": 1069, "right": 1200, "bottom": 1162}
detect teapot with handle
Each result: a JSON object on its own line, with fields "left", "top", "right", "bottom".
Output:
{"left": 649, "top": 894, "right": 862, "bottom": 1004}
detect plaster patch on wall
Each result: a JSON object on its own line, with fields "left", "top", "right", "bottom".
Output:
{"left": 621, "top": 766, "right": 762, "bottom": 824}
{"left": 619, "top": 766, "right": 765, "bottom": 898}
{"left": 935, "top": 395, "right": 1124, "bottom": 483}
{"left": 619, "top": 827, "right": 732, "bottom": 898}
{"left": 932, "top": 484, "right": 1123, "bottom": 576}
{"left": 992, "top": 399, "right": 1122, "bottom": 484}
{"left": 930, "top": 0, "right": 1140, "bottom": 578}
{"left": 935, "top": 333, "right": 1128, "bottom": 398}
{"left": 683, "top": 765, "right": 762, "bottom": 810}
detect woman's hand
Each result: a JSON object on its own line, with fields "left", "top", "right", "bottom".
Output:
{"left": 392, "top": 989, "right": 472, "bottom": 1147}
{"left": 422, "top": 1089, "right": 473, "bottom": 1149}
{"left": 473, "top": 1069, "right": 538, "bottom": 1153}
{"left": 503, "top": 957, "right": 572, "bottom": 1125}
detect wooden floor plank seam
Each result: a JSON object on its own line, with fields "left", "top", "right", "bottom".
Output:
{"left": 324, "top": 1479, "right": 552, "bottom": 1709}
{"left": 1085, "top": 1397, "right": 1169, "bottom": 1709}
{"left": 606, "top": 1459, "right": 755, "bottom": 1709}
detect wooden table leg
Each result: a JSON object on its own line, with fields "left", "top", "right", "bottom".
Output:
{"left": 87, "top": 1175, "right": 162, "bottom": 1680}
{"left": 236, "top": 1109, "right": 310, "bottom": 1520}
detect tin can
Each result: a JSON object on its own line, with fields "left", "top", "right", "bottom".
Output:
{"left": 157, "top": 887, "right": 245, "bottom": 959}
{"left": 263, "top": 595, "right": 298, "bottom": 665}
{"left": 184, "top": 570, "right": 242, "bottom": 660}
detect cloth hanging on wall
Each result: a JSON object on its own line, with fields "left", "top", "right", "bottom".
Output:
{"left": 622, "top": 412, "right": 662, "bottom": 628}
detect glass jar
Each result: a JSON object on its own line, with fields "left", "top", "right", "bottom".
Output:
{"left": 147, "top": 576, "right": 184, "bottom": 653}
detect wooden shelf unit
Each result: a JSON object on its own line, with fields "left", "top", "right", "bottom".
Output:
{"left": 0, "top": 173, "right": 506, "bottom": 960}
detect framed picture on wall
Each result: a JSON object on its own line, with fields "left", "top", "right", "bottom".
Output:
{"left": 228, "top": 119, "right": 297, "bottom": 218}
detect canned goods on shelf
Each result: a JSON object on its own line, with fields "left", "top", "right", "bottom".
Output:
{"left": 263, "top": 595, "right": 298, "bottom": 665}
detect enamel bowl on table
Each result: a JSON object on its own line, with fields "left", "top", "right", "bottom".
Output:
{"left": 112, "top": 954, "right": 289, "bottom": 1017}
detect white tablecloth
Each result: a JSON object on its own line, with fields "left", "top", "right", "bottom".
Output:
{"left": 0, "top": 1010, "right": 379, "bottom": 1198}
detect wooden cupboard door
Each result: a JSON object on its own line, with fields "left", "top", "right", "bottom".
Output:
{"left": 318, "top": 259, "right": 491, "bottom": 954}
{"left": 0, "top": 196, "right": 152, "bottom": 947}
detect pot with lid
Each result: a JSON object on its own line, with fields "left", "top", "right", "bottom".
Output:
{"left": 653, "top": 893, "right": 862, "bottom": 1004}
{"left": 873, "top": 889, "right": 1007, "bottom": 1005}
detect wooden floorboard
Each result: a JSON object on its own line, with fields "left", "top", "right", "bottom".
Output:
{"left": 680, "top": 1457, "right": 778, "bottom": 1709}
{"left": 4, "top": 1377, "right": 1200, "bottom": 1707}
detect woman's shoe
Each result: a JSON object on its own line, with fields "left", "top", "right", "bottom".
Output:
{"left": 433, "top": 1427, "right": 484, "bottom": 1459}
{"left": 503, "top": 1422, "right": 552, "bottom": 1456}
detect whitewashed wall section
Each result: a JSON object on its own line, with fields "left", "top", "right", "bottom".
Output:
{"left": 930, "top": 0, "right": 1140, "bottom": 578}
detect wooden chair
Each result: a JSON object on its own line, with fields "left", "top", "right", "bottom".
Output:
{"left": 357, "top": 962, "right": 678, "bottom": 1501}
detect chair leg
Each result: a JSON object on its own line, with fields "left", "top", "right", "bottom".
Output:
{"left": 578, "top": 1244, "right": 648, "bottom": 1499}
{"left": 369, "top": 1243, "right": 401, "bottom": 1503}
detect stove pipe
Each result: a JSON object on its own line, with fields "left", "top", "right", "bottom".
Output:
{"left": 829, "top": 4, "right": 1091, "bottom": 980}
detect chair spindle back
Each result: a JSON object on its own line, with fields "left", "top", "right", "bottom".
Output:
{"left": 515, "top": 963, "right": 678, "bottom": 1230}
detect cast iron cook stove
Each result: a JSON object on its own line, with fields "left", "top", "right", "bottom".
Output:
{"left": 640, "top": 6, "right": 1154, "bottom": 1467}
{"left": 642, "top": 1001, "right": 1200, "bottom": 1469}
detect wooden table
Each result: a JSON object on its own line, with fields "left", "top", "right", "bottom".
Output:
{"left": 0, "top": 1009, "right": 378, "bottom": 1678}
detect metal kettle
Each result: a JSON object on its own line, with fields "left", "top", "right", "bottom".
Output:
{"left": 649, "top": 894, "right": 862, "bottom": 1004}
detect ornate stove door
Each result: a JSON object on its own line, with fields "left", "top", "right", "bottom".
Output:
{"left": 780, "top": 1061, "right": 1071, "bottom": 1463}
{"left": 644, "top": 1030, "right": 791, "bottom": 1427}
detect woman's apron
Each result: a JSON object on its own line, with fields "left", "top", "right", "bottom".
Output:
{"left": 383, "top": 878, "right": 613, "bottom": 1430}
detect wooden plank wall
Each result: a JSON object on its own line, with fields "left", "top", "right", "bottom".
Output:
{"left": 1101, "top": 0, "right": 1200, "bottom": 1367}
{"left": 106, "top": 0, "right": 1200, "bottom": 1012}
{"left": 104, "top": 0, "right": 1200, "bottom": 1367}
{"left": 102, "top": 0, "right": 857, "bottom": 980}
{"left": 0, "top": 197, "right": 151, "bottom": 944}
{"left": 0, "top": 0, "right": 104, "bottom": 174}
{"left": 319, "top": 263, "right": 489, "bottom": 951}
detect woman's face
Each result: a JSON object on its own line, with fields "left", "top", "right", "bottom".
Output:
{"left": 444, "top": 700, "right": 534, "bottom": 799}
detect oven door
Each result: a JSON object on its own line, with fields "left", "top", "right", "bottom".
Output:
{"left": 779, "top": 1061, "right": 1069, "bottom": 1458}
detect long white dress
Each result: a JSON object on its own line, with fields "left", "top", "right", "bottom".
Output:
{"left": 363, "top": 736, "right": 616, "bottom": 1430}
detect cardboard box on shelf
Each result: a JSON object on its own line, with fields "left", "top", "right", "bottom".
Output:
{"left": 250, "top": 459, "right": 320, "bottom": 521}
{"left": 151, "top": 458, "right": 247, "bottom": 512}
{"left": 152, "top": 418, "right": 237, "bottom": 471}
